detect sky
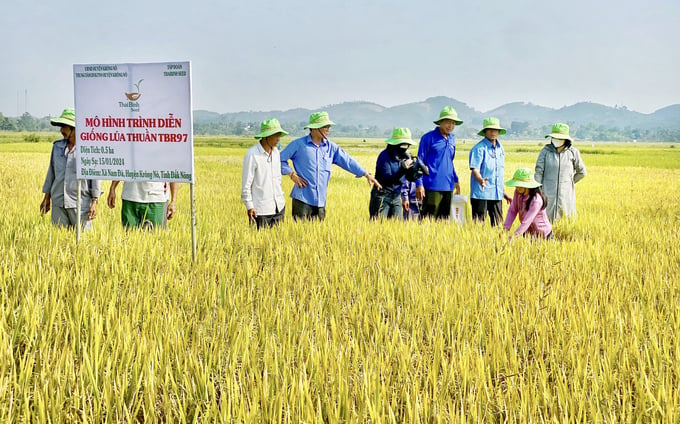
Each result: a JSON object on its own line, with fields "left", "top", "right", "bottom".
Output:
{"left": 2, "top": 0, "right": 679, "bottom": 118}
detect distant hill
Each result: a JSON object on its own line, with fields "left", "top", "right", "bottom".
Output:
{"left": 193, "top": 97, "right": 680, "bottom": 141}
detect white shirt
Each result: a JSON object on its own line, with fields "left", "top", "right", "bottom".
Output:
{"left": 122, "top": 181, "right": 166, "bottom": 203}
{"left": 241, "top": 142, "right": 285, "bottom": 215}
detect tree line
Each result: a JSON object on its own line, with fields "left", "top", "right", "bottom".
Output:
{"left": 3, "top": 112, "right": 679, "bottom": 141}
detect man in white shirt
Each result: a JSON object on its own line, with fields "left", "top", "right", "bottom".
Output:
{"left": 107, "top": 180, "right": 178, "bottom": 229}
{"left": 241, "top": 118, "right": 288, "bottom": 229}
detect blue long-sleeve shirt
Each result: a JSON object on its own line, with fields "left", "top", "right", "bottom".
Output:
{"left": 374, "top": 147, "right": 408, "bottom": 195}
{"left": 417, "top": 127, "right": 458, "bottom": 191}
{"left": 469, "top": 137, "right": 506, "bottom": 200}
{"left": 280, "top": 134, "right": 366, "bottom": 207}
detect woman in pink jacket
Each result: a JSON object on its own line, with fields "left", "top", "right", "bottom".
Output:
{"left": 503, "top": 168, "right": 553, "bottom": 240}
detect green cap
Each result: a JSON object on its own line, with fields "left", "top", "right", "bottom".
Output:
{"left": 304, "top": 111, "right": 336, "bottom": 129}
{"left": 385, "top": 127, "right": 414, "bottom": 145}
{"left": 434, "top": 106, "right": 463, "bottom": 125}
{"left": 545, "top": 123, "right": 573, "bottom": 142}
{"left": 477, "top": 117, "right": 506, "bottom": 137}
{"left": 505, "top": 168, "right": 542, "bottom": 188}
{"left": 50, "top": 108, "right": 76, "bottom": 128}
{"left": 254, "top": 118, "right": 288, "bottom": 139}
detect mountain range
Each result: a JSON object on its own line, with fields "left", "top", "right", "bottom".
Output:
{"left": 194, "top": 96, "right": 680, "bottom": 140}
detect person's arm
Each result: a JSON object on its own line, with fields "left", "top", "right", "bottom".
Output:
{"left": 453, "top": 165, "right": 460, "bottom": 195}
{"left": 415, "top": 135, "right": 429, "bottom": 200}
{"left": 470, "top": 168, "right": 488, "bottom": 190}
{"left": 86, "top": 179, "right": 101, "bottom": 220}
{"left": 534, "top": 148, "right": 546, "bottom": 184}
{"left": 469, "top": 146, "right": 488, "bottom": 190}
{"left": 572, "top": 149, "right": 586, "bottom": 184}
{"left": 400, "top": 180, "right": 410, "bottom": 211}
{"left": 375, "top": 153, "right": 408, "bottom": 188}
{"left": 514, "top": 196, "right": 542, "bottom": 237}
{"left": 40, "top": 147, "right": 56, "bottom": 214}
{"left": 332, "top": 145, "right": 382, "bottom": 189}
{"left": 241, "top": 152, "right": 257, "bottom": 221}
{"left": 503, "top": 195, "right": 519, "bottom": 231}
{"left": 280, "top": 141, "right": 307, "bottom": 188}
{"left": 166, "top": 183, "right": 179, "bottom": 220}
{"left": 107, "top": 181, "right": 120, "bottom": 209}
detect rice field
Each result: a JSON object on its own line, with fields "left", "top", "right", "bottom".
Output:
{"left": 1, "top": 133, "right": 679, "bottom": 422}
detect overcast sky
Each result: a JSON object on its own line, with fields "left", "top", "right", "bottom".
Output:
{"left": 2, "top": 0, "right": 679, "bottom": 118}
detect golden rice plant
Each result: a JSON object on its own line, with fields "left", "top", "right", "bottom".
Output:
{"left": 0, "top": 135, "right": 678, "bottom": 422}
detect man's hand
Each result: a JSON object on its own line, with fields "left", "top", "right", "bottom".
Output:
{"left": 416, "top": 186, "right": 425, "bottom": 201}
{"left": 402, "top": 199, "right": 410, "bottom": 212}
{"left": 107, "top": 181, "right": 120, "bottom": 209}
{"left": 107, "top": 190, "right": 116, "bottom": 209}
{"left": 87, "top": 200, "right": 97, "bottom": 220}
{"left": 364, "top": 173, "right": 382, "bottom": 190}
{"left": 504, "top": 192, "right": 512, "bottom": 204}
{"left": 454, "top": 182, "right": 461, "bottom": 195}
{"left": 289, "top": 172, "right": 308, "bottom": 188}
{"left": 247, "top": 208, "right": 257, "bottom": 223}
{"left": 166, "top": 201, "right": 176, "bottom": 220}
{"left": 39, "top": 194, "right": 51, "bottom": 215}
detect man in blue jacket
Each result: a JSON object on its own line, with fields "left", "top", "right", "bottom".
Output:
{"left": 416, "top": 106, "right": 464, "bottom": 220}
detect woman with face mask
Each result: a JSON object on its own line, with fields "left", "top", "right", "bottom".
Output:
{"left": 534, "top": 123, "right": 587, "bottom": 222}
{"left": 369, "top": 128, "right": 416, "bottom": 220}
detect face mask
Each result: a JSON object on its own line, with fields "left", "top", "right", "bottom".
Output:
{"left": 551, "top": 138, "right": 565, "bottom": 148}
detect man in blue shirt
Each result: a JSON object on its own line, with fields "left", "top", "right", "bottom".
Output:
{"left": 280, "top": 111, "right": 381, "bottom": 220}
{"left": 416, "top": 106, "right": 464, "bottom": 220}
{"left": 469, "top": 117, "right": 511, "bottom": 226}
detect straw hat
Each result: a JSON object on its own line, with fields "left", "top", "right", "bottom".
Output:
{"left": 50, "top": 108, "right": 76, "bottom": 128}
{"left": 385, "top": 127, "right": 414, "bottom": 145}
{"left": 304, "top": 111, "right": 336, "bottom": 129}
{"left": 505, "top": 168, "right": 542, "bottom": 188}
{"left": 254, "top": 118, "right": 288, "bottom": 139}
{"left": 433, "top": 106, "right": 463, "bottom": 125}
{"left": 477, "top": 117, "right": 506, "bottom": 136}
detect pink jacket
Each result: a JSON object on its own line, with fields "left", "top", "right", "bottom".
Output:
{"left": 504, "top": 191, "right": 553, "bottom": 238}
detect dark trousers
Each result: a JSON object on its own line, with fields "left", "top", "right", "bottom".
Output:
{"left": 254, "top": 207, "right": 285, "bottom": 229}
{"left": 292, "top": 199, "right": 326, "bottom": 221}
{"left": 421, "top": 190, "right": 452, "bottom": 220}
{"left": 369, "top": 188, "right": 403, "bottom": 220}
{"left": 470, "top": 198, "right": 503, "bottom": 226}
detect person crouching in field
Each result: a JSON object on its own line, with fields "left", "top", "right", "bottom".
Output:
{"left": 241, "top": 118, "right": 288, "bottom": 229}
{"left": 503, "top": 168, "right": 553, "bottom": 240}
{"left": 369, "top": 128, "right": 416, "bottom": 220}
{"left": 40, "top": 108, "right": 101, "bottom": 230}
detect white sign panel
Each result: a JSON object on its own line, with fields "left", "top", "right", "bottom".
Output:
{"left": 74, "top": 61, "right": 194, "bottom": 183}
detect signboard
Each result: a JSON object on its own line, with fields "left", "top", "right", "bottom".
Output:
{"left": 73, "top": 61, "right": 194, "bottom": 183}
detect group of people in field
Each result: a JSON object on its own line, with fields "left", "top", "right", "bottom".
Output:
{"left": 240, "top": 107, "right": 587, "bottom": 239}
{"left": 40, "top": 106, "right": 587, "bottom": 240}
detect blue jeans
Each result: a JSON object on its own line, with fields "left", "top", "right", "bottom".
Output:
{"left": 369, "top": 188, "right": 402, "bottom": 220}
